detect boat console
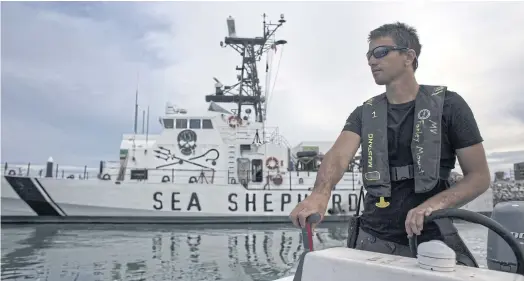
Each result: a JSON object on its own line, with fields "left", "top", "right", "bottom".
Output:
{"left": 273, "top": 205, "right": 524, "bottom": 281}
{"left": 275, "top": 245, "right": 522, "bottom": 281}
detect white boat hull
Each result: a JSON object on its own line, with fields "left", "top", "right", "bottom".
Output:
{"left": 271, "top": 246, "right": 523, "bottom": 281}
{"left": 1, "top": 175, "right": 494, "bottom": 223}
{"left": 1, "top": 175, "right": 361, "bottom": 223}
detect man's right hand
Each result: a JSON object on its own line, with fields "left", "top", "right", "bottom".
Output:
{"left": 289, "top": 192, "right": 330, "bottom": 229}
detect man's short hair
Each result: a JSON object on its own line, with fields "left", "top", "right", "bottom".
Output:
{"left": 368, "top": 22, "right": 421, "bottom": 71}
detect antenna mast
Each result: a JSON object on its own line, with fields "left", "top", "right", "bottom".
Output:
{"left": 205, "top": 13, "right": 287, "bottom": 123}
{"left": 133, "top": 73, "right": 139, "bottom": 135}
{"left": 133, "top": 88, "right": 139, "bottom": 134}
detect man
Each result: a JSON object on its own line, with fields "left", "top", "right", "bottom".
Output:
{"left": 289, "top": 22, "right": 491, "bottom": 258}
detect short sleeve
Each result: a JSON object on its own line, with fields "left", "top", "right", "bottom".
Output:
{"left": 342, "top": 105, "right": 363, "bottom": 136}
{"left": 448, "top": 92, "right": 484, "bottom": 150}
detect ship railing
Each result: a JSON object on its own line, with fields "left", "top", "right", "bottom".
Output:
{"left": 2, "top": 161, "right": 363, "bottom": 191}
{"left": 218, "top": 126, "right": 295, "bottom": 152}
{"left": 267, "top": 128, "right": 295, "bottom": 156}
{"left": 218, "top": 126, "right": 280, "bottom": 142}
{"left": 3, "top": 162, "right": 98, "bottom": 180}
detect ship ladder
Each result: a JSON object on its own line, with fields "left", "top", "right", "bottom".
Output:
{"left": 117, "top": 154, "right": 129, "bottom": 182}
{"left": 228, "top": 145, "right": 236, "bottom": 184}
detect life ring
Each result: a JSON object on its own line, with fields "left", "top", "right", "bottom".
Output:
{"left": 230, "top": 178, "right": 237, "bottom": 184}
{"left": 7, "top": 170, "right": 16, "bottom": 176}
{"left": 228, "top": 115, "right": 242, "bottom": 128}
{"left": 272, "top": 174, "right": 283, "bottom": 185}
{"left": 162, "top": 175, "right": 170, "bottom": 183}
{"left": 266, "top": 157, "right": 279, "bottom": 170}
{"left": 189, "top": 176, "right": 198, "bottom": 183}
{"left": 102, "top": 174, "right": 111, "bottom": 181}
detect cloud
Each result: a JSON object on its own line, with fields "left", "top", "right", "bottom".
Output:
{"left": 2, "top": 2, "right": 524, "bottom": 174}
{"left": 487, "top": 150, "right": 524, "bottom": 176}
{"left": 1, "top": 2, "right": 170, "bottom": 164}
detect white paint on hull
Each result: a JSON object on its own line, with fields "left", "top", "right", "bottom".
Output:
{"left": 1, "top": 175, "right": 494, "bottom": 223}
{"left": 273, "top": 247, "right": 524, "bottom": 281}
{"left": 1, "top": 176, "right": 360, "bottom": 223}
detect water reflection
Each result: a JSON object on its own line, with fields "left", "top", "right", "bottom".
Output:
{"left": 1, "top": 222, "right": 488, "bottom": 281}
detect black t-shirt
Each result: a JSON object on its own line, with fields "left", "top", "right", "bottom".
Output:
{"left": 342, "top": 88, "right": 483, "bottom": 246}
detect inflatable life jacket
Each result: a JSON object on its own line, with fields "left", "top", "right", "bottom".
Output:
{"left": 360, "top": 85, "right": 451, "bottom": 200}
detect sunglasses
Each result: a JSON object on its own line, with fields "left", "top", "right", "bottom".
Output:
{"left": 366, "top": 45, "right": 408, "bottom": 60}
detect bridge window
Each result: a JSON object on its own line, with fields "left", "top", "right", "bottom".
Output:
{"left": 163, "top": 118, "right": 174, "bottom": 129}
{"left": 176, "top": 119, "right": 187, "bottom": 129}
{"left": 202, "top": 119, "right": 213, "bottom": 129}
{"left": 189, "top": 119, "right": 201, "bottom": 129}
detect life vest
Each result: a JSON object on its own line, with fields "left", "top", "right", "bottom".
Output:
{"left": 360, "top": 85, "right": 451, "bottom": 201}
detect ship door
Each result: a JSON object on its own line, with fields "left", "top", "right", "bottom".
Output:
{"left": 237, "top": 158, "right": 250, "bottom": 186}
{"left": 252, "top": 159, "right": 263, "bottom": 183}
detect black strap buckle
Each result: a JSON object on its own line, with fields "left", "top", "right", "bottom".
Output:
{"left": 391, "top": 165, "right": 414, "bottom": 181}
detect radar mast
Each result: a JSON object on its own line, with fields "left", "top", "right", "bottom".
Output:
{"left": 205, "top": 13, "right": 287, "bottom": 123}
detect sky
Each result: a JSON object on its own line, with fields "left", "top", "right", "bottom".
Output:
{"left": 1, "top": 1, "right": 524, "bottom": 176}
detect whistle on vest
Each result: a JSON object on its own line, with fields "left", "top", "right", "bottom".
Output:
{"left": 375, "top": 196, "right": 390, "bottom": 208}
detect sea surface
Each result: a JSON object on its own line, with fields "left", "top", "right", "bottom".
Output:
{"left": 1, "top": 222, "right": 488, "bottom": 281}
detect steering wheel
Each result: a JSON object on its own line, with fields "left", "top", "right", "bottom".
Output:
{"left": 408, "top": 208, "right": 524, "bottom": 276}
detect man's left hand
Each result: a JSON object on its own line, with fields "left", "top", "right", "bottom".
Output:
{"left": 405, "top": 205, "right": 435, "bottom": 237}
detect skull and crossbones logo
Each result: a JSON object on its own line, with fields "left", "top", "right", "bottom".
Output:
{"left": 177, "top": 129, "right": 197, "bottom": 156}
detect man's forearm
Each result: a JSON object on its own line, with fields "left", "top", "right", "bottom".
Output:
{"left": 423, "top": 172, "right": 491, "bottom": 209}
{"left": 312, "top": 152, "right": 349, "bottom": 197}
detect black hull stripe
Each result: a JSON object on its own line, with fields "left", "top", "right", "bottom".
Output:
{"left": 4, "top": 176, "right": 62, "bottom": 216}
{"left": 34, "top": 178, "right": 67, "bottom": 216}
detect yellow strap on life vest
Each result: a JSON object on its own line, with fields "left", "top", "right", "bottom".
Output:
{"left": 375, "top": 196, "right": 390, "bottom": 208}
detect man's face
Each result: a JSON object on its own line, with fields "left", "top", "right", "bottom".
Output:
{"left": 367, "top": 36, "right": 408, "bottom": 85}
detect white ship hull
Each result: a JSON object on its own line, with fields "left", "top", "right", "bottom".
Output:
{"left": 1, "top": 175, "right": 362, "bottom": 223}
{"left": 1, "top": 175, "right": 493, "bottom": 223}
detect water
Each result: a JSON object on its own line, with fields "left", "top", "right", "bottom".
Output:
{"left": 1, "top": 222, "right": 488, "bottom": 281}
